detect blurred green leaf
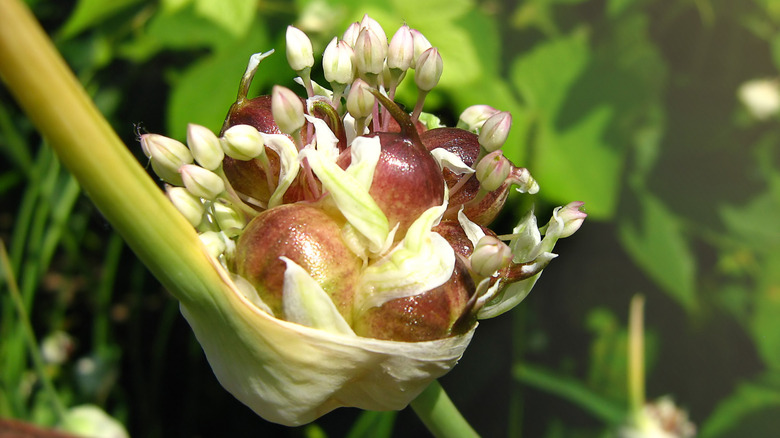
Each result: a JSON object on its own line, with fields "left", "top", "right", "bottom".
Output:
{"left": 720, "top": 190, "right": 780, "bottom": 254}
{"left": 510, "top": 15, "right": 665, "bottom": 219}
{"left": 700, "top": 377, "right": 780, "bottom": 438}
{"left": 60, "top": 0, "right": 144, "bottom": 38}
{"left": 145, "top": 0, "right": 257, "bottom": 52}
{"left": 618, "top": 190, "right": 697, "bottom": 312}
{"left": 750, "top": 254, "right": 780, "bottom": 370}
{"left": 166, "top": 24, "right": 273, "bottom": 139}
{"left": 346, "top": 410, "right": 396, "bottom": 438}
{"left": 192, "top": 0, "right": 259, "bottom": 39}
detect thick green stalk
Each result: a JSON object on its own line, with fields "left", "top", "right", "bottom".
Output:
{"left": 410, "top": 380, "right": 480, "bottom": 438}
{"left": 0, "top": 0, "right": 216, "bottom": 308}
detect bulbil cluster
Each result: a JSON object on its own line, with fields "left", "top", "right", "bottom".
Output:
{"left": 140, "top": 15, "right": 585, "bottom": 343}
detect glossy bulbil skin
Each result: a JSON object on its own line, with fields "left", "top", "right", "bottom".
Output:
{"left": 352, "top": 258, "right": 476, "bottom": 341}
{"left": 221, "top": 95, "right": 313, "bottom": 206}
{"left": 365, "top": 131, "right": 445, "bottom": 238}
{"left": 421, "top": 127, "right": 511, "bottom": 226}
{"left": 235, "top": 203, "right": 361, "bottom": 325}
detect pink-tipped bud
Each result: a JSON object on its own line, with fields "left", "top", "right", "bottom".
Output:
{"left": 180, "top": 164, "right": 225, "bottom": 200}
{"left": 458, "top": 105, "right": 500, "bottom": 131}
{"left": 471, "top": 235, "right": 513, "bottom": 277}
{"left": 410, "top": 29, "right": 432, "bottom": 69}
{"left": 285, "top": 26, "right": 314, "bottom": 72}
{"left": 271, "top": 85, "right": 305, "bottom": 134}
{"left": 342, "top": 21, "right": 361, "bottom": 47}
{"left": 414, "top": 47, "right": 443, "bottom": 92}
{"left": 346, "top": 79, "right": 375, "bottom": 119}
{"left": 478, "top": 111, "right": 511, "bottom": 152}
{"left": 557, "top": 201, "right": 587, "bottom": 238}
{"left": 359, "top": 14, "right": 388, "bottom": 46}
{"left": 187, "top": 124, "right": 224, "bottom": 171}
{"left": 354, "top": 27, "right": 387, "bottom": 78}
{"left": 387, "top": 24, "right": 414, "bottom": 71}
{"left": 475, "top": 150, "right": 512, "bottom": 192}
{"left": 322, "top": 38, "right": 356, "bottom": 85}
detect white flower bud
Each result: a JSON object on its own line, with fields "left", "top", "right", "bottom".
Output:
{"left": 187, "top": 124, "right": 224, "bottom": 171}
{"left": 271, "top": 85, "right": 305, "bottom": 135}
{"left": 387, "top": 24, "right": 414, "bottom": 71}
{"left": 342, "top": 21, "right": 361, "bottom": 47}
{"left": 141, "top": 134, "right": 193, "bottom": 183}
{"left": 322, "top": 37, "right": 356, "bottom": 85}
{"left": 198, "top": 230, "right": 226, "bottom": 258}
{"left": 410, "top": 29, "right": 432, "bottom": 69}
{"left": 738, "top": 78, "right": 780, "bottom": 120}
{"left": 346, "top": 79, "right": 375, "bottom": 119}
{"left": 457, "top": 104, "right": 500, "bottom": 131}
{"left": 61, "top": 405, "right": 129, "bottom": 438}
{"left": 354, "top": 27, "right": 387, "bottom": 78}
{"left": 212, "top": 201, "right": 245, "bottom": 237}
{"left": 478, "top": 111, "right": 512, "bottom": 152}
{"left": 471, "top": 235, "right": 513, "bottom": 277}
{"left": 475, "top": 150, "right": 512, "bottom": 192}
{"left": 285, "top": 26, "right": 314, "bottom": 72}
{"left": 180, "top": 164, "right": 225, "bottom": 200}
{"left": 221, "top": 124, "right": 266, "bottom": 160}
{"left": 359, "top": 14, "right": 387, "bottom": 46}
{"left": 414, "top": 47, "right": 443, "bottom": 92}
{"left": 167, "top": 186, "right": 205, "bottom": 227}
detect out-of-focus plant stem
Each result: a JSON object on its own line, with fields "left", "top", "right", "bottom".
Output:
{"left": 0, "top": 1, "right": 477, "bottom": 435}
{"left": 410, "top": 380, "right": 480, "bottom": 438}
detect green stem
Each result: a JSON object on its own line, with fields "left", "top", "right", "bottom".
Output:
{"left": 410, "top": 380, "right": 480, "bottom": 438}
{"left": 0, "top": 241, "right": 67, "bottom": 422}
{"left": 628, "top": 294, "right": 646, "bottom": 416}
{"left": 0, "top": 0, "right": 220, "bottom": 309}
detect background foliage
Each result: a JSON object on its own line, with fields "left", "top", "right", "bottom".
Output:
{"left": 2, "top": 0, "right": 780, "bottom": 436}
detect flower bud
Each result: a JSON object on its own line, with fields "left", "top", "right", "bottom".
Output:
{"left": 212, "top": 201, "right": 246, "bottom": 237}
{"left": 478, "top": 111, "right": 511, "bottom": 152}
{"left": 271, "top": 85, "right": 305, "bottom": 135}
{"left": 471, "top": 235, "right": 513, "bottom": 277}
{"left": 475, "top": 150, "right": 512, "bottom": 192}
{"left": 167, "top": 186, "right": 205, "bottom": 227}
{"left": 354, "top": 27, "right": 387, "bottom": 78}
{"left": 410, "top": 29, "right": 432, "bottom": 68}
{"left": 180, "top": 164, "right": 225, "bottom": 200}
{"left": 414, "top": 47, "right": 443, "bottom": 92}
{"left": 738, "top": 78, "right": 780, "bottom": 120}
{"left": 199, "top": 230, "right": 227, "bottom": 258}
{"left": 285, "top": 26, "right": 314, "bottom": 72}
{"left": 221, "top": 124, "right": 266, "bottom": 161}
{"left": 555, "top": 201, "right": 587, "bottom": 238}
{"left": 457, "top": 104, "right": 500, "bottom": 131}
{"left": 187, "top": 123, "right": 224, "bottom": 170}
{"left": 342, "top": 21, "right": 361, "bottom": 47}
{"left": 346, "top": 79, "right": 375, "bottom": 119}
{"left": 141, "top": 134, "right": 193, "bottom": 184}
{"left": 322, "top": 37, "right": 356, "bottom": 85}
{"left": 61, "top": 405, "right": 129, "bottom": 438}
{"left": 359, "top": 14, "right": 388, "bottom": 46}
{"left": 387, "top": 24, "right": 414, "bottom": 71}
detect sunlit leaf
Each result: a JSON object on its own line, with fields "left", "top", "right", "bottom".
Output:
{"left": 618, "top": 190, "right": 697, "bottom": 312}
{"left": 510, "top": 15, "right": 665, "bottom": 219}
{"left": 60, "top": 0, "right": 144, "bottom": 38}
{"left": 166, "top": 25, "right": 275, "bottom": 139}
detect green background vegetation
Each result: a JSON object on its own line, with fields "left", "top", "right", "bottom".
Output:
{"left": 2, "top": 0, "right": 779, "bottom": 436}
